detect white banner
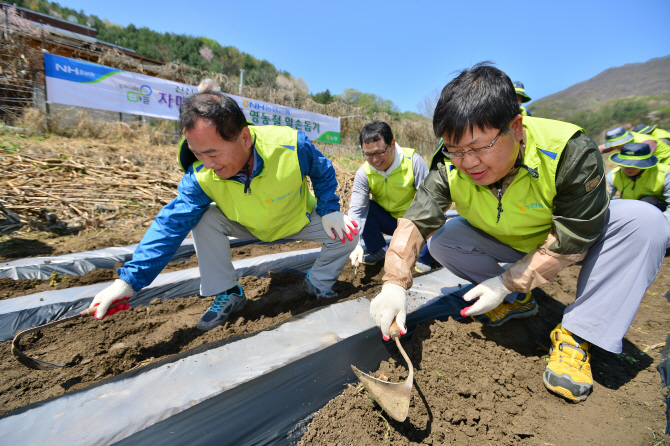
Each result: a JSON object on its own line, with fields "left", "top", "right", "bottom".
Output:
{"left": 44, "top": 53, "right": 341, "bottom": 144}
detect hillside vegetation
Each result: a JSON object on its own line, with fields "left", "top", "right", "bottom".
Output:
{"left": 530, "top": 56, "right": 670, "bottom": 138}
{"left": 14, "top": 0, "right": 285, "bottom": 88}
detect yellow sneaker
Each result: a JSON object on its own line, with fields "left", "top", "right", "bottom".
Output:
{"left": 473, "top": 292, "right": 538, "bottom": 327}
{"left": 543, "top": 324, "right": 593, "bottom": 402}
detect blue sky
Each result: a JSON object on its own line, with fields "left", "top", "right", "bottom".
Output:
{"left": 59, "top": 0, "right": 670, "bottom": 113}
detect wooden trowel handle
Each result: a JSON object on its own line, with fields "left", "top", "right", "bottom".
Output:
{"left": 79, "top": 298, "right": 130, "bottom": 318}
{"left": 390, "top": 320, "right": 401, "bottom": 340}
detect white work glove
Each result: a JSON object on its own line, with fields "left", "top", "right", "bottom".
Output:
{"left": 461, "top": 276, "right": 512, "bottom": 317}
{"left": 370, "top": 284, "right": 407, "bottom": 340}
{"left": 89, "top": 279, "right": 134, "bottom": 320}
{"left": 349, "top": 244, "right": 364, "bottom": 266}
{"left": 321, "top": 212, "right": 358, "bottom": 243}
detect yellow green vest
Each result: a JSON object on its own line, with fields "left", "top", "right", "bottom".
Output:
{"left": 446, "top": 117, "right": 582, "bottom": 253}
{"left": 651, "top": 128, "right": 670, "bottom": 141}
{"left": 363, "top": 147, "right": 417, "bottom": 218}
{"left": 632, "top": 132, "right": 670, "bottom": 165}
{"left": 520, "top": 106, "right": 529, "bottom": 116}
{"left": 611, "top": 163, "right": 669, "bottom": 200}
{"left": 186, "top": 126, "right": 316, "bottom": 242}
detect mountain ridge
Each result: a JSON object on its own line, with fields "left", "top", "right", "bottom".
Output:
{"left": 530, "top": 55, "right": 670, "bottom": 119}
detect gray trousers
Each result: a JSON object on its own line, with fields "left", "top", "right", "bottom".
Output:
{"left": 192, "top": 204, "right": 358, "bottom": 296}
{"left": 427, "top": 200, "right": 670, "bottom": 353}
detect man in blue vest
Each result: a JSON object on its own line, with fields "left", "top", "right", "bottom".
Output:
{"left": 368, "top": 63, "right": 669, "bottom": 402}
{"left": 348, "top": 121, "right": 435, "bottom": 273}
{"left": 88, "top": 92, "right": 359, "bottom": 330}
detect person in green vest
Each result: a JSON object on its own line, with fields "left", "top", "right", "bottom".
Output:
{"left": 347, "top": 121, "right": 435, "bottom": 273}
{"left": 599, "top": 126, "right": 670, "bottom": 164}
{"left": 368, "top": 62, "right": 669, "bottom": 403}
{"left": 513, "top": 81, "right": 532, "bottom": 116}
{"left": 632, "top": 124, "right": 670, "bottom": 145}
{"left": 87, "top": 92, "right": 359, "bottom": 330}
{"left": 606, "top": 142, "right": 670, "bottom": 223}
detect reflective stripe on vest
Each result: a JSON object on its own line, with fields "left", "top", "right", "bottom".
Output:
{"left": 632, "top": 132, "right": 670, "bottom": 165}
{"left": 193, "top": 126, "right": 316, "bottom": 242}
{"left": 447, "top": 116, "right": 582, "bottom": 253}
{"left": 612, "top": 163, "right": 669, "bottom": 201}
{"left": 363, "top": 147, "right": 417, "bottom": 218}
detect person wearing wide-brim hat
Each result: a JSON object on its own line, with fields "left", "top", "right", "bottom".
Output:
{"left": 600, "top": 126, "right": 670, "bottom": 164}
{"left": 633, "top": 124, "right": 670, "bottom": 144}
{"left": 606, "top": 142, "right": 670, "bottom": 222}
{"left": 513, "top": 81, "right": 532, "bottom": 116}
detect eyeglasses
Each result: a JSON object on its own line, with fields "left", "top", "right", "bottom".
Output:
{"left": 441, "top": 129, "right": 505, "bottom": 159}
{"left": 363, "top": 144, "right": 390, "bottom": 159}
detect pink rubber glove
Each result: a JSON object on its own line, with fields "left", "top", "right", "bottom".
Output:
{"left": 322, "top": 212, "right": 358, "bottom": 243}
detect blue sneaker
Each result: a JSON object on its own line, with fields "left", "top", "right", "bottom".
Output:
{"left": 303, "top": 270, "right": 337, "bottom": 299}
{"left": 197, "top": 285, "right": 247, "bottom": 331}
{"left": 362, "top": 248, "right": 386, "bottom": 265}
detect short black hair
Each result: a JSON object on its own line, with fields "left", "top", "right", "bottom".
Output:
{"left": 359, "top": 121, "right": 394, "bottom": 148}
{"left": 433, "top": 62, "right": 519, "bottom": 145}
{"left": 180, "top": 92, "right": 248, "bottom": 141}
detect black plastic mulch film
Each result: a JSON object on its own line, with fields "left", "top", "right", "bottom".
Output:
{"left": 114, "top": 293, "right": 469, "bottom": 446}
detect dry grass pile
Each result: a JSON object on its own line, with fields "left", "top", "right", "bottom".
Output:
{"left": 0, "top": 130, "right": 183, "bottom": 235}
{"left": 0, "top": 152, "right": 180, "bottom": 234}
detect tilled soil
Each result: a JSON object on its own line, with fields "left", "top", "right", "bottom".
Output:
{"left": 3, "top": 248, "right": 670, "bottom": 445}
{"left": 298, "top": 262, "right": 670, "bottom": 446}
{"left": 0, "top": 261, "right": 385, "bottom": 415}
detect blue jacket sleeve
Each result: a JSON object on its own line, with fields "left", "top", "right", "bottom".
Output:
{"left": 117, "top": 166, "right": 212, "bottom": 290}
{"left": 296, "top": 132, "right": 340, "bottom": 216}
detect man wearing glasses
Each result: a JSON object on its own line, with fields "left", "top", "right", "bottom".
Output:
{"left": 369, "top": 63, "right": 669, "bottom": 402}
{"left": 348, "top": 121, "right": 435, "bottom": 271}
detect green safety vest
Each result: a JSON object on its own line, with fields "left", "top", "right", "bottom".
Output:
{"left": 181, "top": 125, "right": 316, "bottom": 242}
{"left": 363, "top": 147, "right": 417, "bottom": 218}
{"left": 444, "top": 116, "right": 582, "bottom": 253}
{"left": 632, "top": 132, "right": 670, "bottom": 165}
{"left": 651, "top": 128, "right": 670, "bottom": 141}
{"left": 520, "top": 106, "right": 529, "bottom": 116}
{"left": 612, "top": 163, "right": 669, "bottom": 201}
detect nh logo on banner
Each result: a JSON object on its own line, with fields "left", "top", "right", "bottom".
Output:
{"left": 55, "top": 63, "right": 95, "bottom": 78}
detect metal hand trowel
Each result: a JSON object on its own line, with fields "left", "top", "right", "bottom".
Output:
{"left": 351, "top": 321, "right": 414, "bottom": 422}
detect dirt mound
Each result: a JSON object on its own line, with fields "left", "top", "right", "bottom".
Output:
{"left": 299, "top": 263, "right": 670, "bottom": 445}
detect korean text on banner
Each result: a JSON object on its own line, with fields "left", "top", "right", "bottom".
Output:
{"left": 43, "top": 53, "right": 341, "bottom": 144}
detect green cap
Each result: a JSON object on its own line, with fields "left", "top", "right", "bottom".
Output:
{"left": 513, "top": 81, "right": 531, "bottom": 103}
